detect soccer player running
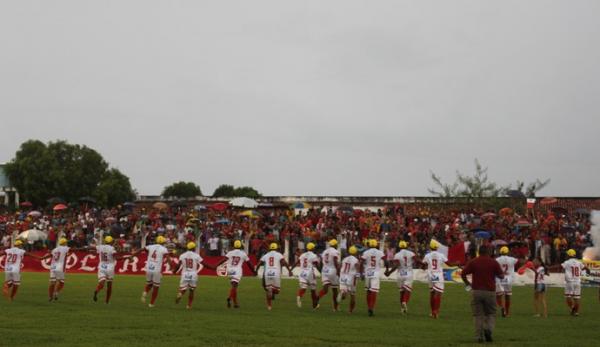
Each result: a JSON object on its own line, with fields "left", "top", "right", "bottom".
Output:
{"left": 338, "top": 245, "right": 360, "bottom": 314}
{"left": 316, "top": 239, "right": 341, "bottom": 311}
{"left": 1, "top": 239, "right": 41, "bottom": 302}
{"left": 360, "top": 239, "right": 385, "bottom": 317}
{"left": 131, "top": 236, "right": 173, "bottom": 307}
{"left": 175, "top": 242, "right": 217, "bottom": 309}
{"left": 422, "top": 240, "right": 451, "bottom": 319}
{"left": 495, "top": 246, "right": 520, "bottom": 317}
{"left": 559, "top": 249, "right": 589, "bottom": 316}
{"left": 92, "top": 236, "right": 132, "bottom": 304}
{"left": 39, "top": 238, "right": 73, "bottom": 301}
{"left": 220, "top": 240, "right": 255, "bottom": 308}
{"left": 255, "top": 242, "right": 292, "bottom": 311}
{"left": 293, "top": 242, "right": 320, "bottom": 309}
{"left": 385, "top": 240, "right": 420, "bottom": 314}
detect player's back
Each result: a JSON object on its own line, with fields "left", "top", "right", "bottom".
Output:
{"left": 362, "top": 248, "right": 384, "bottom": 272}
{"left": 299, "top": 251, "right": 318, "bottom": 270}
{"left": 146, "top": 244, "right": 168, "bottom": 267}
{"left": 261, "top": 251, "right": 283, "bottom": 273}
{"left": 226, "top": 249, "right": 248, "bottom": 269}
{"left": 321, "top": 248, "right": 339, "bottom": 270}
{"left": 5, "top": 247, "right": 25, "bottom": 270}
{"left": 96, "top": 245, "right": 116, "bottom": 264}
{"left": 424, "top": 251, "right": 446, "bottom": 274}
{"left": 341, "top": 255, "right": 359, "bottom": 277}
{"left": 51, "top": 246, "right": 70, "bottom": 267}
{"left": 395, "top": 249, "right": 416, "bottom": 272}
{"left": 496, "top": 256, "right": 517, "bottom": 277}
{"left": 562, "top": 259, "right": 584, "bottom": 283}
{"left": 180, "top": 251, "right": 202, "bottom": 273}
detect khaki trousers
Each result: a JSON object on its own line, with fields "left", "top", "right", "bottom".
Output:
{"left": 471, "top": 290, "right": 497, "bottom": 339}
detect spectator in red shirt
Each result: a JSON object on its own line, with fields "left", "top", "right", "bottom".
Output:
{"left": 461, "top": 245, "right": 504, "bottom": 343}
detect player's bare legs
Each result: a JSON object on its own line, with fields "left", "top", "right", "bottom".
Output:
{"left": 48, "top": 280, "right": 57, "bottom": 301}
{"left": 266, "top": 288, "right": 273, "bottom": 310}
{"left": 148, "top": 283, "right": 160, "bottom": 307}
{"left": 141, "top": 282, "right": 152, "bottom": 303}
{"left": 331, "top": 287, "right": 339, "bottom": 311}
{"left": 93, "top": 279, "right": 105, "bottom": 302}
{"left": 311, "top": 289, "right": 318, "bottom": 308}
{"left": 8, "top": 283, "right": 19, "bottom": 301}
{"left": 316, "top": 283, "right": 330, "bottom": 307}
{"left": 565, "top": 296, "right": 573, "bottom": 314}
{"left": 571, "top": 298, "right": 580, "bottom": 316}
{"left": 55, "top": 280, "right": 64, "bottom": 300}
{"left": 105, "top": 281, "right": 113, "bottom": 304}
{"left": 187, "top": 288, "right": 195, "bottom": 309}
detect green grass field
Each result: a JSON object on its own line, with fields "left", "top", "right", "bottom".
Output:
{"left": 1, "top": 273, "right": 598, "bottom": 347}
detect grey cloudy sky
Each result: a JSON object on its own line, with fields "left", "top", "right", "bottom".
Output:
{"left": 1, "top": 1, "right": 599, "bottom": 196}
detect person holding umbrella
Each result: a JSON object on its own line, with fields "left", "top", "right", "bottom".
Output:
{"left": 461, "top": 245, "right": 505, "bottom": 343}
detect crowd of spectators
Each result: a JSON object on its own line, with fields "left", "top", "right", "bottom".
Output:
{"left": 0, "top": 201, "right": 596, "bottom": 267}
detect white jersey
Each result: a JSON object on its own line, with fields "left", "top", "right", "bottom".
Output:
{"left": 496, "top": 256, "right": 518, "bottom": 282}
{"left": 423, "top": 251, "right": 447, "bottom": 277}
{"left": 393, "top": 249, "right": 416, "bottom": 277}
{"left": 50, "top": 246, "right": 70, "bottom": 272}
{"left": 145, "top": 244, "right": 169, "bottom": 273}
{"left": 340, "top": 255, "right": 359, "bottom": 278}
{"left": 562, "top": 259, "right": 585, "bottom": 284}
{"left": 260, "top": 251, "right": 285, "bottom": 277}
{"left": 225, "top": 249, "right": 249, "bottom": 274}
{"left": 179, "top": 251, "right": 203, "bottom": 275}
{"left": 96, "top": 245, "right": 117, "bottom": 269}
{"left": 535, "top": 266, "right": 546, "bottom": 284}
{"left": 321, "top": 248, "right": 340, "bottom": 273}
{"left": 299, "top": 251, "right": 319, "bottom": 271}
{"left": 361, "top": 248, "right": 385, "bottom": 277}
{"left": 4, "top": 247, "right": 25, "bottom": 273}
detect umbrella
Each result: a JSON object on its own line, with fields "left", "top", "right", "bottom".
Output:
{"left": 506, "top": 190, "right": 526, "bottom": 198}
{"left": 215, "top": 218, "right": 231, "bottom": 224}
{"left": 123, "top": 202, "right": 136, "bottom": 208}
{"left": 27, "top": 211, "right": 42, "bottom": 217}
{"left": 575, "top": 208, "right": 590, "bottom": 215}
{"left": 291, "top": 202, "right": 310, "bottom": 209}
{"left": 153, "top": 202, "right": 168, "bottom": 210}
{"left": 79, "top": 196, "right": 97, "bottom": 204}
{"left": 194, "top": 204, "right": 207, "bottom": 211}
{"left": 17, "top": 229, "right": 48, "bottom": 242}
{"left": 337, "top": 206, "right": 354, "bottom": 213}
{"left": 171, "top": 200, "right": 188, "bottom": 208}
{"left": 229, "top": 197, "right": 259, "bottom": 208}
{"left": 20, "top": 201, "right": 33, "bottom": 208}
{"left": 209, "top": 203, "right": 229, "bottom": 212}
{"left": 499, "top": 207, "right": 513, "bottom": 216}
{"left": 481, "top": 212, "right": 496, "bottom": 218}
{"left": 492, "top": 239, "right": 508, "bottom": 246}
{"left": 474, "top": 231, "right": 492, "bottom": 239}
{"left": 105, "top": 217, "right": 117, "bottom": 223}
{"left": 187, "top": 217, "right": 200, "bottom": 224}
{"left": 515, "top": 219, "right": 532, "bottom": 228}
{"left": 53, "top": 203, "right": 68, "bottom": 211}
{"left": 258, "top": 203, "right": 274, "bottom": 208}
{"left": 540, "top": 197, "right": 558, "bottom": 205}
{"left": 239, "top": 210, "right": 262, "bottom": 219}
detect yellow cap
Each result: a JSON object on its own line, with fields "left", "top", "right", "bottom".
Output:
{"left": 349, "top": 246, "right": 358, "bottom": 255}
{"left": 368, "top": 239, "right": 378, "bottom": 248}
{"left": 567, "top": 249, "right": 576, "bottom": 257}
{"left": 104, "top": 236, "right": 114, "bottom": 244}
{"left": 306, "top": 242, "right": 315, "bottom": 251}
{"left": 234, "top": 240, "right": 242, "bottom": 249}
{"left": 430, "top": 240, "right": 438, "bottom": 250}
{"left": 14, "top": 239, "right": 23, "bottom": 247}
{"left": 187, "top": 242, "right": 196, "bottom": 250}
{"left": 398, "top": 241, "right": 408, "bottom": 249}
{"left": 156, "top": 236, "right": 166, "bottom": 244}
{"left": 269, "top": 243, "right": 278, "bottom": 250}
{"left": 59, "top": 238, "right": 68, "bottom": 246}
{"left": 329, "top": 239, "right": 338, "bottom": 247}
{"left": 500, "top": 246, "right": 509, "bottom": 255}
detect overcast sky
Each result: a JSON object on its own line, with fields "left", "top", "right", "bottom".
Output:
{"left": 1, "top": 1, "right": 599, "bottom": 196}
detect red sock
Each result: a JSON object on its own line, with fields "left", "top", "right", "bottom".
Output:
{"left": 430, "top": 294, "right": 435, "bottom": 314}
{"left": 311, "top": 290, "right": 318, "bottom": 306}
{"left": 57, "top": 282, "right": 64, "bottom": 293}
{"left": 333, "top": 290, "right": 339, "bottom": 309}
{"left": 367, "top": 291, "right": 373, "bottom": 309}
{"left": 144, "top": 283, "right": 152, "bottom": 293}
{"left": 11, "top": 285, "right": 19, "bottom": 299}
{"left": 319, "top": 289, "right": 327, "bottom": 298}
{"left": 505, "top": 297, "right": 511, "bottom": 315}
{"left": 371, "top": 292, "right": 377, "bottom": 309}
{"left": 188, "top": 290, "right": 194, "bottom": 307}
{"left": 96, "top": 282, "right": 104, "bottom": 292}
{"left": 350, "top": 298, "right": 356, "bottom": 313}
{"left": 496, "top": 296, "right": 503, "bottom": 307}
{"left": 105, "top": 282, "right": 112, "bottom": 303}
{"left": 266, "top": 293, "right": 272, "bottom": 307}
{"left": 566, "top": 299, "right": 572, "bottom": 308}
{"left": 150, "top": 286, "right": 159, "bottom": 305}
{"left": 574, "top": 302, "right": 579, "bottom": 313}
{"left": 297, "top": 288, "right": 306, "bottom": 297}
{"left": 435, "top": 295, "right": 442, "bottom": 313}
{"left": 403, "top": 291, "right": 411, "bottom": 304}
{"left": 49, "top": 284, "right": 55, "bottom": 298}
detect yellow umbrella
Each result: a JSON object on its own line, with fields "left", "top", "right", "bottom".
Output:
{"left": 153, "top": 202, "right": 168, "bottom": 210}
{"left": 239, "top": 210, "right": 262, "bottom": 218}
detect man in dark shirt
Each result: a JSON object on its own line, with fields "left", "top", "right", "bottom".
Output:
{"left": 461, "top": 245, "right": 504, "bottom": 343}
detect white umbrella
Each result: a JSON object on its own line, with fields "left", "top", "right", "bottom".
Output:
{"left": 18, "top": 229, "right": 48, "bottom": 242}
{"left": 229, "top": 197, "right": 259, "bottom": 208}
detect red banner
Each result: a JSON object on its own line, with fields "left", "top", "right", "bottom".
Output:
{"left": 0, "top": 251, "right": 257, "bottom": 277}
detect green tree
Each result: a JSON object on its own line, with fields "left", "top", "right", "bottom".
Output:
{"left": 95, "top": 169, "right": 136, "bottom": 207}
{"left": 512, "top": 179, "right": 551, "bottom": 198}
{"left": 162, "top": 181, "right": 202, "bottom": 198}
{"left": 212, "top": 184, "right": 236, "bottom": 197}
{"left": 212, "top": 184, "right": 262, "bottom": 198}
